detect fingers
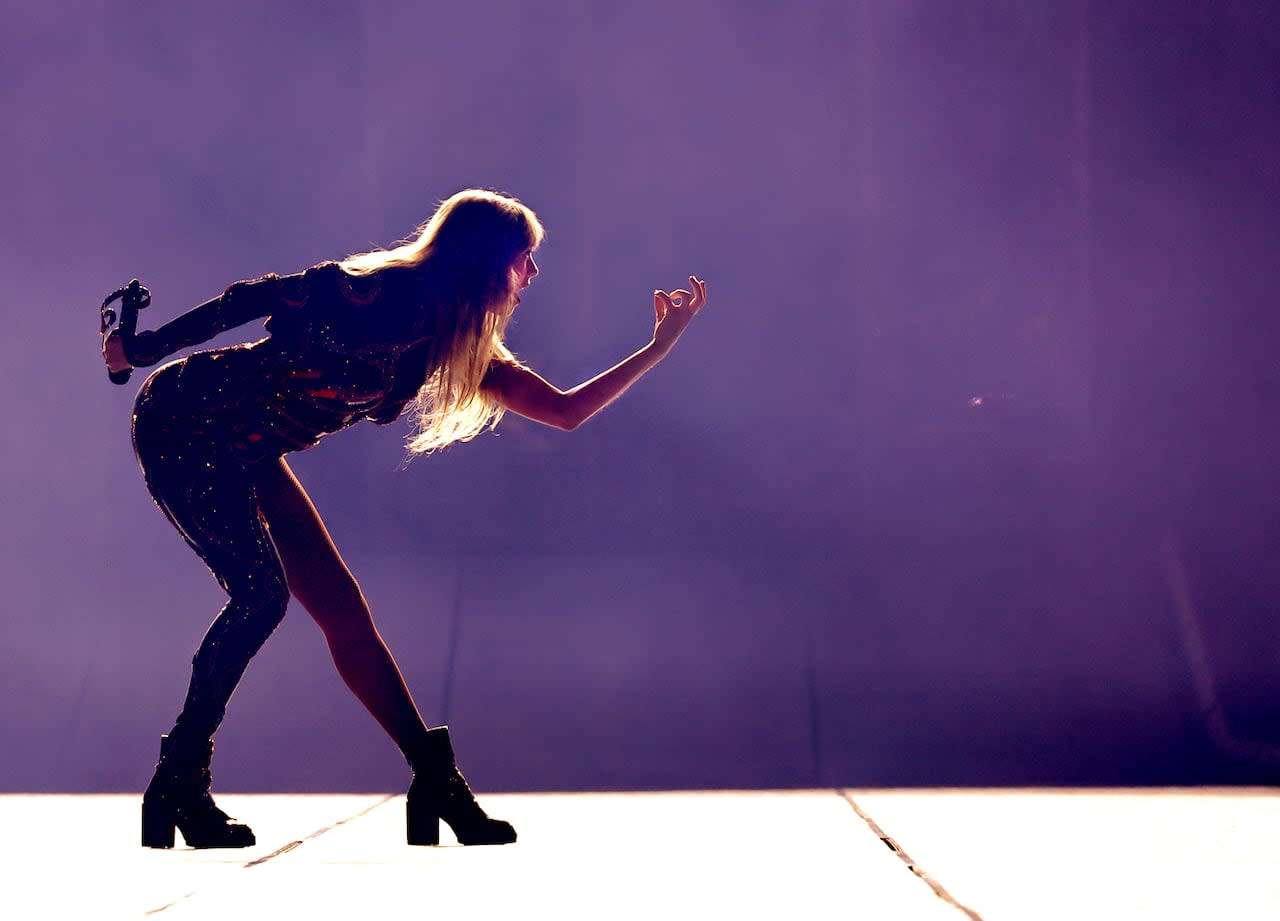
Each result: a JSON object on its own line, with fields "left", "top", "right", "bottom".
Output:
{"left": 672, "top": 277, "right": 707, "bottom": 311}
{"left": 102, "top": 331, "right": 132, "bottom": 373}
{"left": 655, "top": 277, "right": 708, "bottom": 318}
{"left": 687, "top": 275, "right": 707, "bottom": 310}
{"left": 654, "top": 289, "right": 673, "bottom": 321}
{"left": 668, "top": 288, "right": 692, "bottom": 308}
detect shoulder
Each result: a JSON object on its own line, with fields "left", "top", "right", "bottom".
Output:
{"left": 325, "top": 262, "right": 419, "bottom": 307}
{"left": 225, "top": 263, "right": 332, "bottom": 310}
{"left": 481, "top": 354, "right": 538, "bottom": 397}
{"left": 275, "top": 262, "right": 389, "bottom": 308}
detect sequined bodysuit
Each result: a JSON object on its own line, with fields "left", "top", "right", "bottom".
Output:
{"left": 132, "top": 261, "right": 441, "bottom": 462}
{"left": 129, "top": 262, "right": 442, "bottom": 749}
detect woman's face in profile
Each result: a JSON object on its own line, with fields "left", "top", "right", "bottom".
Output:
{"left": 509, "top": 249, "right": 539, "bottom": 310}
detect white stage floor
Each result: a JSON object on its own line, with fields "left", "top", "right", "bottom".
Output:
{"left": 1, "top": 789, "right": 1275, "bottom": 919}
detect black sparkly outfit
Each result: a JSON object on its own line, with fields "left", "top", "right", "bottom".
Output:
{"left": 129, "top": 261, "right": 441, "bottom": 749}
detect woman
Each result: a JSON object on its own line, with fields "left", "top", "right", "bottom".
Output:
{"left": 101, "top": 188, "right": 707, "bottom": 849}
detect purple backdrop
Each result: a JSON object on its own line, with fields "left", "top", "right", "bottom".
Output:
{"left": 2, "top": 0, "right": 1277, "bottom": 792}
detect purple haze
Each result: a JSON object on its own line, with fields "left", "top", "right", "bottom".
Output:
{"left": 1, "top": 0, "right": 1276, "bottom": 791}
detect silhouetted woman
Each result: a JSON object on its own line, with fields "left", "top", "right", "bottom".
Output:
{"left": 101, "top": 189, "right": 707, "bottom": 848}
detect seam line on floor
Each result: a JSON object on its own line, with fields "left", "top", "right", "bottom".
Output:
{"left": 142, "top": 794, "right": 398, "bottom": 915}
{"left": 837, "top": 789, "right": 986, "bottom": 921}
{"left": 143, "top": 890, "right": 198, "bottom": 916}
{"left": 243, "top": 793, "right": 398, "bottom": 868}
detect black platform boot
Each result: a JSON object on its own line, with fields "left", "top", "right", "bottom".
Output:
{"left": 141, "top": 735, "right": 256, "bottom": 849}
{"left": 405, "top": 726, "right": 516, "bottom": 846}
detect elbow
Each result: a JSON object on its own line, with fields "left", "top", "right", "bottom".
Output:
{"left": 553, "top": 394, "right": 586, "bottom": 432}
{"left": 556, "top": 410, "right": 583, "bottom": 432}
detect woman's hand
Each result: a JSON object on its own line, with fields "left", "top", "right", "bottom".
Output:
{"left": 653, "top": 275, "right": 708, "bottom": 353}
{"left": 102, "top": 330, "right": 132, "bottom": 374}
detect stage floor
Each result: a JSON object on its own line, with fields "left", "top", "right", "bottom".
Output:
{"left": 1, "top": 789, "right": 1275, "bottom": 919}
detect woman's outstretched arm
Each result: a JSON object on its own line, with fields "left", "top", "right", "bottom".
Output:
{"left": 483, "top": 275, "right": 707, "bottom": 431}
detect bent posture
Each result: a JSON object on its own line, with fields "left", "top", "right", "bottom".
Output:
{"left": 102, "top": 189, "right": 707, "bottom": 848}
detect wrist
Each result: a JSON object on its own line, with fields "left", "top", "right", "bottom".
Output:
{"left": 123, "top": 329, "right": 160, "bottom": 367}
{"left": 647, "top": 337, "right": 674, "bottom": 360}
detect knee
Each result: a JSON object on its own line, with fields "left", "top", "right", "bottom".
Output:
{"left": 265, "top": 572, "right": 290, "bottom": 610}
{"left": 298, "top": 579, "right": 374, "bottom": 640}
{"left": 227, "top": 570, "right": 290, "bottom": 623}
{"left": 193, "top": 575, "right": 290, "bottom": 669}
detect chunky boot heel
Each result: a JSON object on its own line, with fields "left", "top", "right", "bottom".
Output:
{"left": 141, "top": 735, "right": 256, "bottom": 849}
{"left": 405, "top": 805, "right": 440, "bottom": 846}
{"left": 406, "top": 726, "right": 516, "bottom": 847}
{"left": 141, "top": 802, "right": 176, "bottom": 849}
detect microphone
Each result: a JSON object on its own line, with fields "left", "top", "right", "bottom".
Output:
{"left": 100, "top": 279, "right": 151, "bottom": 384}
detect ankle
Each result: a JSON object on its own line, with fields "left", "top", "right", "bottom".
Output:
{"left": 405, "top": 726, "right": 456, "bottom": 775}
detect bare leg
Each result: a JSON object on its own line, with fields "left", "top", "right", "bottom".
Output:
{"left": 252, "top": 459, "right": 514, "bottom": 846}
{"left": 252, "top": 457, "right": 430, "bottom": 757}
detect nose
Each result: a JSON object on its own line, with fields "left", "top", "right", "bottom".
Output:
{"left": 527, "top": 255, "right": 539, "bottom": 280}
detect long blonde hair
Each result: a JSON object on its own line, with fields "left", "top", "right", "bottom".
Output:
{"left": 341, "top": 189, "right": 544, "bottom": 454}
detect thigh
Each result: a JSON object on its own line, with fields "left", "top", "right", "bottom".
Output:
{"left": 140, "top": 447, "right": 284, "bottom": 601}
{"left": 252, "top": 458, "right": 369, "bottom": 625}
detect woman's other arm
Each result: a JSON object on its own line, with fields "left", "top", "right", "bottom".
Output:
{"left": 101, "top": 272, "right": 301, "bottom": 373}
{"left": 484, "top": 276, "right": 707, "bottom": 431}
